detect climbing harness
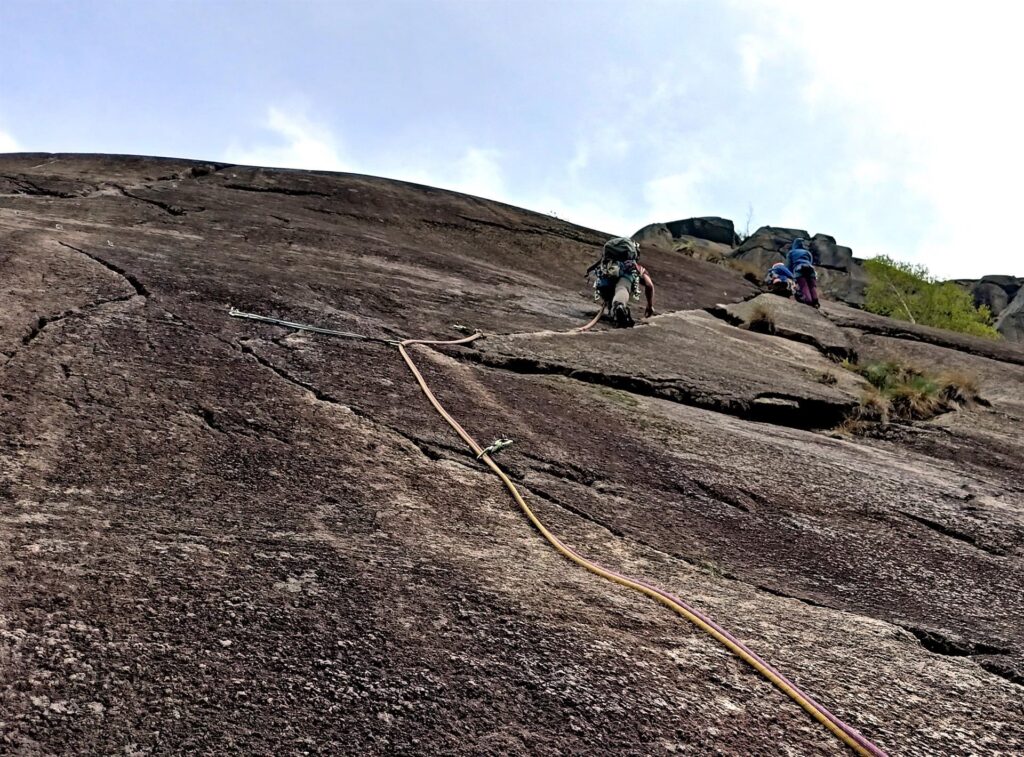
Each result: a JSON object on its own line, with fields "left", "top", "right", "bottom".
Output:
{"left": 476, "top": 437, "right": 514, "bottom": 460}
{"left": 228, "top": 306, "right": 887, "bottom": 757}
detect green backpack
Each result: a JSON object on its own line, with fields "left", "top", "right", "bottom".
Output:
{"left": 602, "top": 237, "right": 639, "bottom": 262}
{"left": 587, "top": 237, "right": 639, "bottom": 277}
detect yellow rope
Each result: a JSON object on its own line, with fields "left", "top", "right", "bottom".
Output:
{"left": 227, "top": 307, "right": 885, "bottom": 755}
{"left": 397, "top": 338, "right": 884, "bottom": 757}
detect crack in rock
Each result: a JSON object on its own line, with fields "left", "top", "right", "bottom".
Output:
{"left": 459, "top": 349, "right": 853, "bottom": 430}
{"left": 903, "top": 625, "right": 1009, "bottom": 657}
{"left": 225, "top": 183, "right": 330, "bottom": 198}
{"left": 979, "top": 660, "right": 1024, "bottom": 687}
{"left": 115, "top": 185, "right": 194, "bottom": 216}
{"left": 1, "top": 175, "right": 89, "bottom": 198}
{"left": 902, "top": 511, "right": 1007, "bottom": 557}
{"left": 57, "top": 241, "right": 150, "bottom": 298}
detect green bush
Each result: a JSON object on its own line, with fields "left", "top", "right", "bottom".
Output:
{"left": 863, "top": 256, "right": 1000, "bottom": 339}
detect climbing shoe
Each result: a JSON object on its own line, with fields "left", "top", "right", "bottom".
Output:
{"left": 613, "top": 303, "right": 632, "bottom": 328}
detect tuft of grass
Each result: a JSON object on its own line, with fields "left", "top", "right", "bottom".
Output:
{"left": 841, "top": 359, "right": 982, "bottom": 423}
{"left": 724, "top": 258, "right": 764, "bottom": 284}
{"left": 747, "top": 303, "right": 776, "bottom": 334}
{"left": 595, "top": 385, "right": 641, "bottom": 409}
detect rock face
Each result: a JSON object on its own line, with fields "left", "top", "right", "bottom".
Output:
{"left": 634, "top": 217, "right": 738, "bottom": 247}
{"left": 631, "top": 221, "right": 737, "bottom": 263}
{"left": 2, "top": 154, "right": 1024, "bottom": 756}
{"left": 996, "top": 286, "right": 1024, "bottom": 341}
{"left": 731, "top": 226, "right": 870, "bottom": 307}
{"left": 730, "top": 225, "right": 808, "bottom": 269}
{"left": 952, "top": 276, "right": 1024, "bottom": 340}
{"left": 664, "top": 216, "right": 738, "bottom": 246}
{"left": 710, "top": 293, "right": 856, "bottom": 361}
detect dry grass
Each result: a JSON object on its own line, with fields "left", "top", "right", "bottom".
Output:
{"left": 841, "top": 359, "right": 982, "bottom": 424}
{"left": 723, "top": 258, "right": 763, "bottom": 284}
{"left": 746, "top": 303, "right": 776, "bottom": 334}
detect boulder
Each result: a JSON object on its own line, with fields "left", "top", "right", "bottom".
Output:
{"left": 980, "top": 275, "right": 1023, "bottom": 301}
{"left": 810, "top": 233, "right": 854, "bottom": 271}
{"left": 734, "top": 226, "right": 810, "bottom": 257}
{"left": 816, "top": 260, "right": 869, "bottom": 308}
{"left": 729, "top": 245, "right": 784, "bottom": 273}
{"left": 663, "top": 217, "right": 738, "bottom": 246}
{"left": 996, "top": 287, "right": 1024, "bottom": 342}
{"left": 973, "top": 281, "right": 1011, "bottom": 317}
{"left": 631, "top": 222, "right": 674, "bottom": 247}
{"left": 632, "top": 224, "right": 734, "bottom": 263}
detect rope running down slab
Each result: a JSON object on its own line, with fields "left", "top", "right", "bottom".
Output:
{"left": 229, "top": 307, "right": 887, "bottom": 756}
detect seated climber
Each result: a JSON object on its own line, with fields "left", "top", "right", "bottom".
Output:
{"left": 764, "top": 262, "right": 796, "bottom": 297}
{"left": 786, "top": 238, "right": 820, "bottom": 308}
{"left": 587, "top": 237, "right": 655, "bottom": 328}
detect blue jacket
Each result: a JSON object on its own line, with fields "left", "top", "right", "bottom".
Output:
{"left": 765, "top": 262, "right": 795, "bottom": 284}
{"left": 786, "top": 240, "right": 815, "bottom": 274}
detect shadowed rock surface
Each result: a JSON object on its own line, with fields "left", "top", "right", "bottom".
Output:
{"left": 710, "top": 293, "right": 856, "bottom": 361}
{"left": 2, "top": 154, "right": 1023, "bottom": 756}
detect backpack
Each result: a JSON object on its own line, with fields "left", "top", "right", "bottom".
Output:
{"left": 587, "top": 237, "right": 639, "bottom": 277}
{"left": 603, "top": 237, "right": 639, "bottom": 263}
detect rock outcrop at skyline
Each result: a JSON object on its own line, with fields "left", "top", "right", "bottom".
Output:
{"left": 646, "top": 217, "right": 1021, "bottom": 340}
{"left": 2, "top": 155, "right": 1023, "bottom": 756}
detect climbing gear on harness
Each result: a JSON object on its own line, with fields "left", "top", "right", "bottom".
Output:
{"left": 228, "top": 306, "right": 886, "bottom": 757}
{"left": 476, "top": 438, "right": 514, "bottom": 460}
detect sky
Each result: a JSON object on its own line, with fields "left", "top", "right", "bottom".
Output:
{"left": 1, "top": 0, "right": 1022, "bottom": 279}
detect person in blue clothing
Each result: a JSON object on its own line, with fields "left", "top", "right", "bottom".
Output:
{"left": 764, "top": 261, "right": 796, "bottom": 297}
{"left": 786, "top": 238, "right": 820, "bottom": 308}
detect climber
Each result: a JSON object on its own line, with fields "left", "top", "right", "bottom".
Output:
{"left": 786, "top": 238, "right": 820, "bottom": 308}
{"left": 764, "top": 262, "right": 796, "bottom": 297}
{"left": 587, "top": 237, "right": 655, "bottom": 328}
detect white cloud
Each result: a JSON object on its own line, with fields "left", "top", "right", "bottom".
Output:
{"left": 737, "top": 34, "right": 773, "bottom": 91}
{"left": 748, "top": 1, "right": 1024, "bottom": 277}
{"left": 226, "top": 107, "right": 511, "bottom": 203}
{"left": 0, "top": 128, "right": 20, "bottom": 153}
{"left": 395, "top": 147, "right": 507, "bottom": 200}
{"left": 643, "top": 168, "right": 711, "bottom": 222}
{"left": 224, "top": 107, "right": 351, "bottom": 172}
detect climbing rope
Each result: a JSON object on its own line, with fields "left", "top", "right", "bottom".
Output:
{"left": 574, "top": 304, "right": 606, "bottom": 332}
{"left": 228, "top": 307, "right": 887, "bottom": 756}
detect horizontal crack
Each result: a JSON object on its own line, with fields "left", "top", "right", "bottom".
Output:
{"left": 459, "top": 349, "right": 852, "bottom": 430}
{"left": 704, "top": 303, "right": 854, "bottom": 362}
{"left": 115, "top": 184, "right": 194, "bottom": 216}
{"left": 979, "top": 659, "right": 1024, "bottom": 687}
{"left": 225, "top": 183, "right": 329, "bottom": 198}
{"left": 1, "top": 175, "right": 87, "bottom": 198}
{"left": 902, "top": 511, "right": 1006, "bottom": 557}
{"left": 902, "top": 625, "right": 1009, "bottom": 657}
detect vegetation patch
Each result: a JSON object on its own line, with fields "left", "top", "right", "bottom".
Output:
{"left": 841, "top": 359, "right": 982, "bottom": 425}
{"left": 723, "top": 258, "right": 763, "bottom": 284}
{"left": 746, "top": 303, "right": 776, "bottom": 334}
{"left": 864, "top": 256, "right": 1000, "bottom": 339}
